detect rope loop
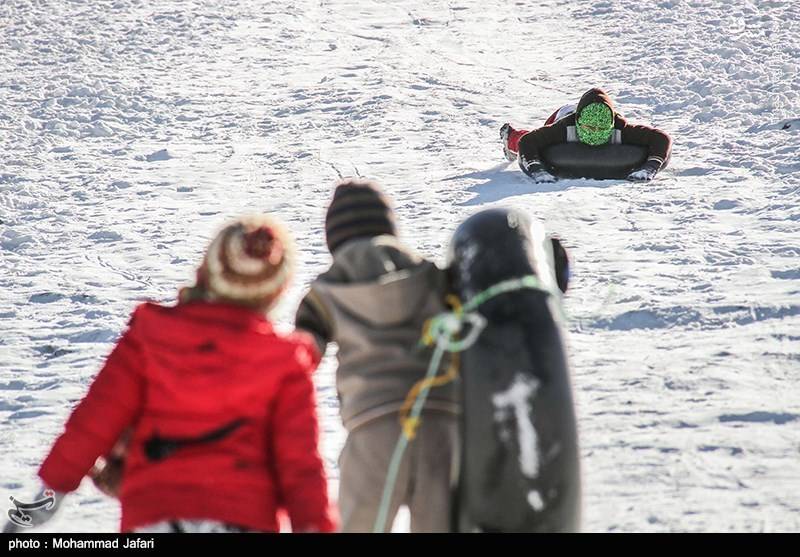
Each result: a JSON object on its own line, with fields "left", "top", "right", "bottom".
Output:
{"left": 373, "top": 274, "right": 551, "bottom": 532}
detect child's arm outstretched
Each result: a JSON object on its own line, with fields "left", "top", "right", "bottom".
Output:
{"left": 38, "top": 313, "right": 146, "bottom": 495}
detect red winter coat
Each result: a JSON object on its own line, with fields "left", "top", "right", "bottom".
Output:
{"left": 38, "top": 301, "right": 337, "bottom": 533}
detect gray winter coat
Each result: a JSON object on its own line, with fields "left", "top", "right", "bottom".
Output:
{"left": 295, "top": 235, "right": 459, "bottom": 431}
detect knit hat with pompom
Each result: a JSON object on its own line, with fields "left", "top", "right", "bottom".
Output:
{"left": 183, "top": 214, "right": 295, "bottom": 309}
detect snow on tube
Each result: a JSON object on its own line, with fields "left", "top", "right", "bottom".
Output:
{"left": 540, "top": 142, "right": 648, "bottom": 179}
{"left": 448, "top": 208, "right": 581, "bottom": 533}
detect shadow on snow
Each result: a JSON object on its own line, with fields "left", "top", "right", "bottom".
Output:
{"left": 445, "top": 162, "right": 626, "bottom": 206}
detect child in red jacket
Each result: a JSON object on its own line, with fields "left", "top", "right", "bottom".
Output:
{"left": 32, "top": 215, "right": 337, "bottom": 533}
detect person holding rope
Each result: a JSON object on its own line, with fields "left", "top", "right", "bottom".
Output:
{"left": 296, "top": 178, "right": 459, "bottom": 533}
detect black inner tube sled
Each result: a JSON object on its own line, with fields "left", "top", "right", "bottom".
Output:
{"left": 539, "top": 143, "right": 648, "bottom": 180}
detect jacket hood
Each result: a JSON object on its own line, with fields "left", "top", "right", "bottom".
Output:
{"left": 312, "top": 236, "right": 445, "bottom": 327}
{"left": 576, "top": 88, "right": 615, "bottom": 116}
{"left": 318, "top": 262, "right": 442, "bottom": 327}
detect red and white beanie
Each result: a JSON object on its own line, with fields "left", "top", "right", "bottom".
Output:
{"left": 201, "top": 214, "right": 295, "bottom": 308}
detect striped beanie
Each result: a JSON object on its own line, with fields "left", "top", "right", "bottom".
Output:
{"left": 325, "top": 178, "right": 397, "bottom": 254}
{"left": 194, "top": 214, "right": 295, "bottom": 308}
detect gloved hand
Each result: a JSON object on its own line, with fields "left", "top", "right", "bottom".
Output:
{"left": 519, "top": 157, "right": 558, "bottom": 183}
{"left": 90, "top": 456, "right": 124, "bottom": 498}
{"left": 627, "top": 160, "right": 661, "bottom": 182}
{"left": 527, "top": 169, "right": 558, "bottom": 183}
{"left": 4, "top": 485, "right": 64, "bottom": 532}
{"left": 89, "top": 429, "right": 131, "bottom": 498}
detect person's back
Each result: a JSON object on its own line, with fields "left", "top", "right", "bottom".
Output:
{"left": 36, "top": 215, "right": 336, "bottom": 533}
{"left": 113, "top": 301, "right": 325, "bottom": 532}
{"left": 296, "top": 179, "right": 459, "bottom": 532}
{"left": 299, "top": 234, "right": 457, "bottom": 431}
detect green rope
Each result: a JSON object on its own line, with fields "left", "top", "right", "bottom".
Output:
{"left": 372, "top": 274, "right": 554, "bottom": 533}
{"left": 372, "top": 344, "right": 446, "bottom": 533}
{"left": 463, "top": 275, "right": 545, "bottom": 312}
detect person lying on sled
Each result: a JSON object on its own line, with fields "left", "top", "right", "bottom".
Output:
{"left": 500, "top": 88, "right": 673, "bottom": 183}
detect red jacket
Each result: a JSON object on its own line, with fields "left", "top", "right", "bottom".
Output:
{"left": 38, "top": 301, "right": 337, "bottom": 533}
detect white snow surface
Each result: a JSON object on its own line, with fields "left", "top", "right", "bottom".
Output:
{"left": 1, "top": 0, "right": 798, "bottom": 533}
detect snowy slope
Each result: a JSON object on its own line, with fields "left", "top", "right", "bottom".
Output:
{"left": 1, "top": 0, "right": 798, "bottom": 532}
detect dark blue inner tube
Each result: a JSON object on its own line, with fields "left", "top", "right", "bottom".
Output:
{"left": 540, "top": 143, "right": 648, "bottom": 179}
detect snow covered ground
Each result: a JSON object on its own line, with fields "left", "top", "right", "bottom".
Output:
{"left": 1, "top": 0, "right": 798, "bottom": 532}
